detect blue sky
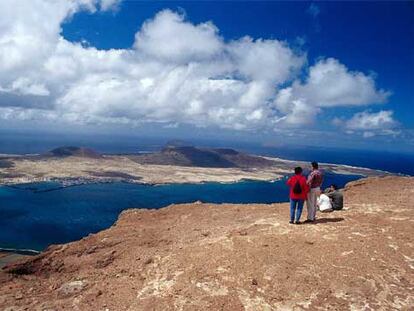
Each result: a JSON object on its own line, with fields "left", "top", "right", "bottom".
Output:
{"left": 0, "top": 0, "right": 413, "bottom": 152}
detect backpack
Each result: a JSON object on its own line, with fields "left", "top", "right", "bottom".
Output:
{"left": 293, "top": 178, "right": 302, "bottom": 194}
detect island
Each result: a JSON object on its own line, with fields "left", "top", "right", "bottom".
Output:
{"left": 0, "top": 145, "right": 390, "bottom": 187}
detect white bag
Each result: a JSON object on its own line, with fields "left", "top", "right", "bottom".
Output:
{"left": 318, "top": 194, "right": 333, "bottom": 212}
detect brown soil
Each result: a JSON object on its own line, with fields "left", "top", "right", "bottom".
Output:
{"left": 0, "top": 176, "right": 413, "bottom": 310}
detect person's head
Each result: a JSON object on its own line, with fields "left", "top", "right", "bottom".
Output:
{"left": 330, "top": 184, "right": 338, "bottom": 191}
{"left": 311, "top": 161, "right": 319, "bottom": 170}
{"left": 294, "top": 166, "right": 303, "bottom": 175}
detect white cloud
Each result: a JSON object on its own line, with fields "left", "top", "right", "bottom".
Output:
{"left": 273, "top": 58, "right": 390, "bottom": 127}
{"left": 227, "top": 37, "right": 304, "bottom": 84}
{"left": 345, "top": 110, "right": 397, "bottom": 131}
{"left": 0, "top": 1, "right": 395, "bottom": 134}
{"left": 306, "top": 58, "right": 389, "bottom": 107}
{"left": 341, "top": 110, "right": 399, "bottom": 138}
{"left": 0, "top": 78, "right": 49, "bottom": 96}
{"left": 100, "top": 0, "right": 122, "bottom": 11}
{"left": 134, "top": 10, "right": 223, "bottom": 63}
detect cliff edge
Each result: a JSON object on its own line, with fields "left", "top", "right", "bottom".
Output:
{"left": 1, "top": 176, "right": 413, "bottom": 310}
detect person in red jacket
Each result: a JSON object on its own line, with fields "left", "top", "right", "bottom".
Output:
{"left": 286, "top": 167, "right": 309, "bottom": 224}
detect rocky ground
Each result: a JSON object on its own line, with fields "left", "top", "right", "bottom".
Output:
{"left": 1, "top": 176, "right": 413, "bottom": 310}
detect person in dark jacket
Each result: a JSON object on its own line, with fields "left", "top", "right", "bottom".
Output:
{"left": 286, "top": 167, "right": 309, "bottom": 224}
{"left": 326, "top": 184, "right": 344, "bottom": 210}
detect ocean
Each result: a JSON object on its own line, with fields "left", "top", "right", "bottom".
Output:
{"left": 247, "top": 145, "right": 414, "bottom": 176}
{"left": 0, "top": 172, "right": 360, "bottom": 252}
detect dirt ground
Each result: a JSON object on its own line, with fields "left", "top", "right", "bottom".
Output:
{"left": 1, "top": 176, "right": 413, "bottom": 310}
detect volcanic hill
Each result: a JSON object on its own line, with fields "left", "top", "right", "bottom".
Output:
{"left": 44, "top": 146, "right": 102, "bottom": 159}
{"left": 128, "top": 145, "right": 275, "bottom": 168}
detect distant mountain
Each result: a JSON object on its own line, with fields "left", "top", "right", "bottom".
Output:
{"left": 161, "top": 146, "right": 236, "bottom": 167}
{"left": 45, "top": 147, "right": 101, "bottom": 159}
{"left": 129, "top": 145, "right": 274, "bottom": 168}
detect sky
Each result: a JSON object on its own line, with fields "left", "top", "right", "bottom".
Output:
{"left": 0, "top": 0, "right": 413, "bottom": 152}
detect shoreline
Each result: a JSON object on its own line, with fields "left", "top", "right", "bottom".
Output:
{"left": 0, "top": 248, "right": 41, "bottom": 256}
{"left": 0, "top": 176, "right": 287, "bottom": 190}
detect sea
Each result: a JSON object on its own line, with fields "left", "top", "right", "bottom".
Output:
{"left": 1, "top": 173, "right": 360, "bottom": 252}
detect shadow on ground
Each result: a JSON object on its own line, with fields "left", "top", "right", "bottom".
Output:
{"left": 313, "top": 217, "right": 345, "bottom": 224}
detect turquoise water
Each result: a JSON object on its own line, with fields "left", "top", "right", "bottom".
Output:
{"left": 0, "top": 172, "right": 361, "bottom": 251}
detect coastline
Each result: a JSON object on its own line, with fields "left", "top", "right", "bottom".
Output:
{"left": 0, "top": 248, "right": 40, "bottom": 256}
{"left": 0, "top": 175, "right": 286, "bottom": 190}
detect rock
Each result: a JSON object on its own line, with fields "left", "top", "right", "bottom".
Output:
{"left": 144, "top": 258, "right": 153, "bottom": 265}
{"left": 57, "top": 280, "right": 86, "bottom": 298}
{"left": 95, "top": 251, "right": 116, "bottom": 268}
{"left": 14, "top": 292, "right": 23, "bottom": 300}
{"left": 251, "top": 278, "right": 258, "bottom": 286}
{"left": 85, "top": 246, "right": 98, "bottom": 255}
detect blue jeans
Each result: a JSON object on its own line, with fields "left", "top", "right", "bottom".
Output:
{"left": 290, "top": 199, "right": 304, "bottom": 222}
